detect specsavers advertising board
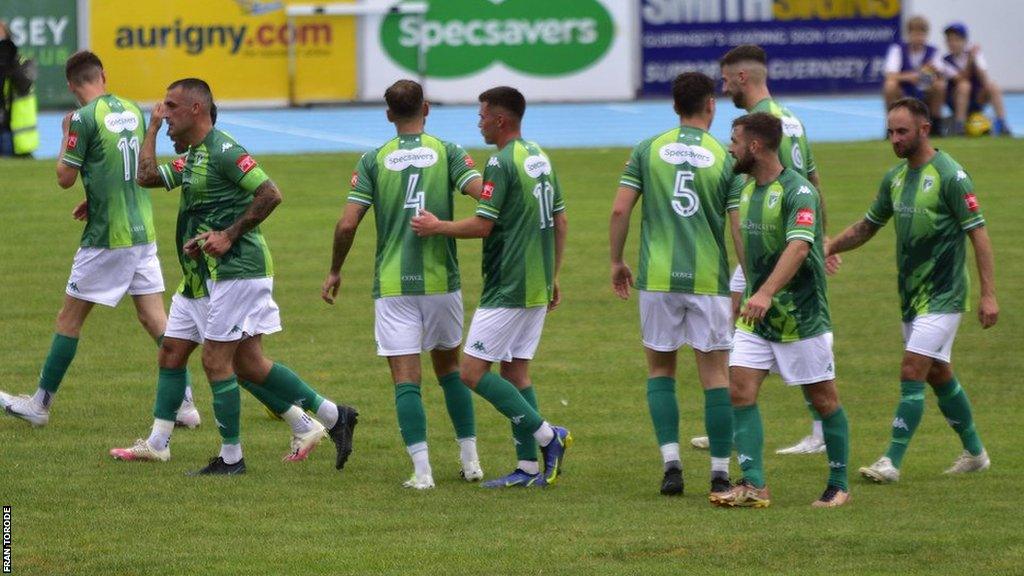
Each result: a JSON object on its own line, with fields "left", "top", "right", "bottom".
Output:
{"left": 361, "top": 0, "right": 636, "bottom": 103}
{"left": 90, "top": 0, "right": 357, "bottom": 104}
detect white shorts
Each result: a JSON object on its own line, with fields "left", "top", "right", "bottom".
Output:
{"left": 464, "top": 306, "right": 547, "bottom": 363}
{"left": 639, "top": 290, "right": 732, "bottom": 352}
{"left": 730, "top": 330, "right": 836, "bottom": 386}
{"left": 165, "top": 293, "right": 210, "bottom": 344}
{"left": 729, "top": 265, "right": 746, "bottom": 294}
{"left": 375, "top": 291, "right": 463, "bottom": 356}
{"left": 65, "top": 242, "right": 164, "bottom": 307}
{"left": 903, "top": 313, "right": 961, "bottom": 363}
{"left": 205, "top": 277, "right": 282, "bottom": 342}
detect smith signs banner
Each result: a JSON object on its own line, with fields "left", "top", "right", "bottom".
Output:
{"left": 90, "top": 0, "right": 357, "bottom": 104}
{"left": 361, "top": 0, "right": 635, "bottom": 103}
{"left": 641, "top": 0, "right": 902, "bottom": 96}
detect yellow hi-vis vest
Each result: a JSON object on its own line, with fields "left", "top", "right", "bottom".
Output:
{"left": 3, "top": 67, "right": 39, "bottom": 155}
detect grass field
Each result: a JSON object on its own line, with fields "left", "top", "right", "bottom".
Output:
{"left": 1, "top": 137, "right": 1022, "bottom": 575}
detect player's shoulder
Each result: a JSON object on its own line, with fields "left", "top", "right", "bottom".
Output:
{"left": 781, "top": 168, "right": 817, "bottom": 195}
{"left": 205, "top": 128, "right": 247, "bottom": 158}
{"left": 933, "top": 150, "right": 970, "bottom": 180}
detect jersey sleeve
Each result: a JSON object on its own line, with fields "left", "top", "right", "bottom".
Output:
{"left": 158, "top": 155, "right": 187, "bottom": 190}
{"left": 784, "top": 185, "right": 819, "bottom": 244}
{"left": 726, "top": 173, "right": 747, "bottom": 212}
{"left": 551, "top": 168, "right": 566, "bottom": 214}
{"left": 213, "top": 141, "right": 269, "bottom": 193}
{"left": 446, "top": 142, "right": 482, "bottom": 193}
{"left": 475, "top": 155, "right": 510, "bottom": 221}
{"left": 941, "top": 168, "right": 985, "bottom": 231}
{"left": 618, "top": 143, "right": 644, "bottom": 191}
{"left": 347, "top": 152, "right": 376, "bottom": 206}
{"left": 865, "top": 172, "right": 895, "bottom": 226}
{"left": 61, "top": 110, "right": 91, "bottom": 168}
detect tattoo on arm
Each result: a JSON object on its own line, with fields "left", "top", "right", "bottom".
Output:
{"left": 224, "top": 179, "right": 282, "bottom": 241}
{"left": 136, "top": 155, "right": 163, "bottom": 187}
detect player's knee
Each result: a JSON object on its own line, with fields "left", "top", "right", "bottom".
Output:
{"left": 159, "top": 342, "right": 189, "bottom": 369}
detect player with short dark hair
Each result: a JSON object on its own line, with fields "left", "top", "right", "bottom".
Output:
{"left": 114, "top": 78, "right": 358, "bottom": 475}
{"left": 609, "top": 71, "right": 743, "bottom": 500}
{"left": 941, "top": 23, "right": 1012, "bottom": 136}
{"left": 1, "top": 51, "right": 196, "bottom": 427}
{"left": 411, "top": 86, "right": 572, "bottom": 488}
{"left": 713, "top": 112, "right": 850, "bottom": 508}
{"left": 829, "top": 97, "right": 997, "bottom": 483}
{"left": 690, "top": 44, "right": 833, "bottom": 456}
{"left": 322, "top": 79, "right": 484, "bottom": 489}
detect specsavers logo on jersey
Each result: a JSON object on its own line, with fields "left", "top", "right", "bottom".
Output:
{"left": 523, "top": 155, "right": 551, "bottom": 178}
{"left": 103, "top": 111, "right": 140, "bottom": 133}
{"left": 658, "top": 143, "right": 715, "bottom": 167}
{"left": 384, "top": 147, "right": 439, "bottom": 171}
{"left": 380, "top": 0, "right": 614, "bottom": 77}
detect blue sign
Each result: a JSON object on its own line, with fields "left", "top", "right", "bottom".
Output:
{"left": 640, "top": 0, "right": 902, "bottom": 96}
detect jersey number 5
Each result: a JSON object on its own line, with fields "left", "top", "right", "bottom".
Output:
{"left": 672, "top": 170, "right": 700, "bottom": 218}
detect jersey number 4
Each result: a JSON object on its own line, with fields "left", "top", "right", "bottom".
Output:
{"left": 672, "top": 170, "right": 700, "bottom": 218}
{"left": 404, "top": 173, "right": 425, "bottom": 211}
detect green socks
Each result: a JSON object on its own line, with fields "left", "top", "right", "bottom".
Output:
{"left": 395, "top": 382, "right": 428, "bottom": 446}
{"left": 473, "top": 372, "right": 543, "bottom": 435}
{"left": 513, "top": 386, "right": 539, "bottom": 461}
{"left": 885, "top": 380, "right": 926, "bottom": 468}
{"left": 240, "top": 380, "right": 294, "bottom": 415}
{"left": 646, "top": 377, "right": 679, "bottom": 447}
{"left": 38, "top": 333, "right": 79, "bottom": 394}
{"left": 439, "top": 371, "right": 475, "bottom": 440}
{"left": 153, "top": 367, "right": 188, "bottom": 421}
{"left": 934, "top": 377, "right": 984, "bottom": 456}
{"left": 704, "top": 387, "right": 733, "bottom": 459}
{"left": 261, "top": 363, "right": 325, "bottom": 412}
{"left": 821, "top": 407, "right": 850, "bottom": 490}
{"left": 733, "top": 404, "right": 765, "bottom": 488}
{"left": 211, "top": 377, "right": 241, "bottom": 445}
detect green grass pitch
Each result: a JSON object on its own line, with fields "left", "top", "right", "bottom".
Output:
{"left": 1, "top": 138, "right": 1021, "bottom": 575}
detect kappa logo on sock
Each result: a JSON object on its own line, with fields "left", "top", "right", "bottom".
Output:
{"left": 511, "top": 415, "right": 524, "bottom": 425}
{"left": 215, "top": 418, "right": 225, "bottom": 429}
{"left": 828, "top": 460, "right": 846, "bottom": 469}
{"left": 737, "top": 453, "right": 752, "bottom": 465}
{"left": 945, "top": 417, "right": 961, "bottom": 426}
{"left": 892, "top": 417, "right": 909, "bottom": 431}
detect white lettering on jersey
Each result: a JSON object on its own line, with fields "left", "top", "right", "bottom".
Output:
{"left": 524, "top": 155, "right": 552, "bottom": 178}
{"left": 103, "top": 110, "right": 139, "bottom": 133}
{"left": 384, "top": 147, "right": 439, "bottom": 171}
{"left": 658, "top": 143, "right": 715, "bottom": 168}
{"left": 781, "top": 116, "right": 804, "bottom": 137}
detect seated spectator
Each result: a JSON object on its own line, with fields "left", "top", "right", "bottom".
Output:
{"left": 942, "top": 22, "right": 1011, "bottom": 136}
{"left": 883, "top": 15, "right": 948, "bottom": 135}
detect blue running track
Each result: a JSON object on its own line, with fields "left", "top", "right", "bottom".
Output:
{"left": 33, "top": 94, "right": 1022, "bottom": 159}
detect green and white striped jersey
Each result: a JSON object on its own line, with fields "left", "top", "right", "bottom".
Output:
{"left": 866, "top": 150, "right": 985, "bottom": 321}
{"left": 620, "top": 125, "right": 744, "bottom": 296}
{"left": 62, "top": 94, "right": 155, "bottom": 248}
{"left": 349, "top": 132, "right": 480, "bottom": 298}
{"left": 475, "top": 139, "right": 565, "bottom": 309}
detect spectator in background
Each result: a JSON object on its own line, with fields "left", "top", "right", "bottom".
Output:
{"left": 883, "top": 16, "right": 948, "bottom": 135}
{"left": 942, "top": 23, "right": 1012, "bottom": 136}
{"left": 0, "top": 20, "right": 40, "bottom": 157}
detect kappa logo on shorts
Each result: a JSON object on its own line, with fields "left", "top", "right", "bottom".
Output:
{"left": 230, "top": 325, "right": 242, "bottom": 334}
{"left": 67, "top": 281, "right": 80, "bottom": 292}
{"left": 471, "top": 340, "right": 487, "bottom": 352}
{"left": 236, "top": 154, "right": 257, "bottom": 173}
{"left": 66, "top": 132, "right": 78, "bottom": 150}
{"left": 481, "top": 182, "right": 494, "bottom": 200}
{"left": 796, "top": 208, "right": 815, "bottom": 226}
